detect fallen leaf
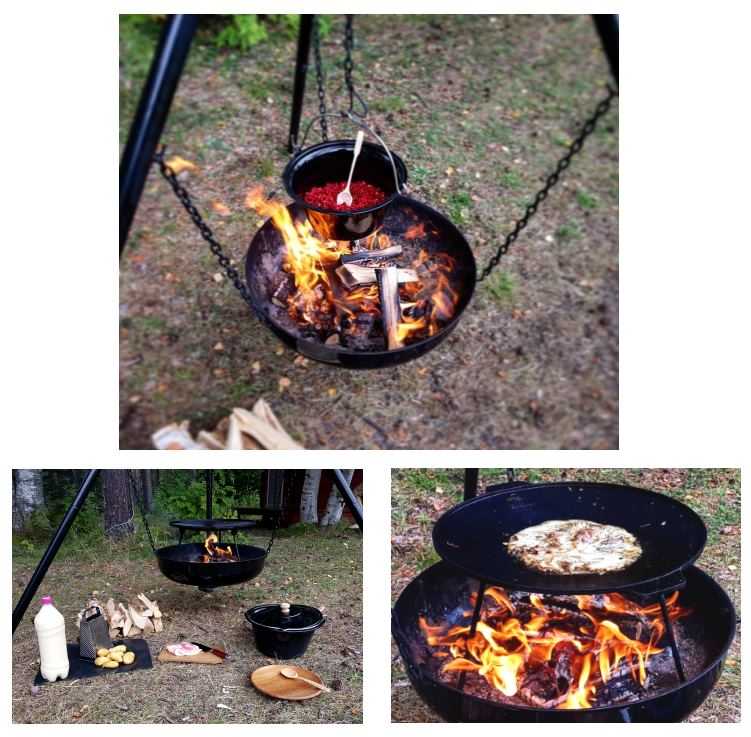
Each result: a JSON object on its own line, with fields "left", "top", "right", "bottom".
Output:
{"left": 278, "top": 377, "right": 291, "bottom": 392}
{"left": 327, "top": 387, "right": 337, "bottom": 398}
{"left": 211, "top": 201, "right": 231, "bottom": 216}
{"left": 165, "top": 155, "right": 198, "bottom": 175}
{"left": 251, "top": 361, "right": 261, "bottom": 374}
{"left": 213, "top": 273, "right": 224, "bottom": 283}
{"left": 214, "top": 342, "right": 224, "bottom": 352}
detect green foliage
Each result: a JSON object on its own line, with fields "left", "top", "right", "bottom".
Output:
{"left": 446, "top": 191, "right": 472, "bottom": 225}
{"left": 500, "top": 170, "right": 523, "bottom": 190}
{"left": 215, "top": 15, "right": 268, "bottom": 51}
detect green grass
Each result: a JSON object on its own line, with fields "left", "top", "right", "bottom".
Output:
{"left": 446, "top": 191, "right": 472, "bottom": 225}
{"left": 486, "top": 271, "right": 515, "bottom": 303}
{"left": 576, "top": 189, "right": 598, "bottom": 209}
{"left": 500, "top": 170, "right": 523, "bottom": 189}
{"left": 555, "top": 220, "right": 581, "bottom": 241}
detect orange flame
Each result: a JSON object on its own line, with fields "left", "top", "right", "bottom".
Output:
{"left": 420, "top": 586, "right": 690, "bottom": 710}
{"left": 245, "top": 189, "right": 461, "bottom": 347}
{"left": 201, "top": 533, "right": 237, "bottom": 562}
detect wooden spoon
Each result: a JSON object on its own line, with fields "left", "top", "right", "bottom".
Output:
{"left": 336, "top": 130, "right": 365, "bottom": 207}
{"left": 280, "top": 666, "right": 331, "bottom": 693}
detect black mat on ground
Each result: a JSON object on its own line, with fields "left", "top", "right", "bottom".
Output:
{"left": 34, "top": 639, "right": 152, "bottom": 685}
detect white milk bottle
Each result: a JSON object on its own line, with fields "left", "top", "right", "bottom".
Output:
{"left": 34, "top": 596, "right": 69, "bottom": 681}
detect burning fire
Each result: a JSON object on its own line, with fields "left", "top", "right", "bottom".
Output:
{"left": 201, "top": 533, "right": 238, "bottom": 563}
{"left": 420, "top": 587, "right": 689, "bottom": 710}
{"left": 245, "top": 189, "right": 460, "bottom": 348}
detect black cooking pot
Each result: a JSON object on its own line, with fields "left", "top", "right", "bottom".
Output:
{"left": 283, "top": 138, "right": 408, "bottom": 241}
{"left": 245, "top": 603, "right": 325, "bottom": 659}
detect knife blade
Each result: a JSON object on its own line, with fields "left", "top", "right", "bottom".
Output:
{"left": 190, "top": 641, "right": 228, "bottom": 659}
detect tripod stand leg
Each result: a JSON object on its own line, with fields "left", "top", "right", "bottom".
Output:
{"left": 288, "top": 15, "right": 315, "bottom": 152}
{"left": 120, "top": 14, "right": 198, "bottom": 253}
{"left": 13, "top": 470, "right": 100, "bottom": 633}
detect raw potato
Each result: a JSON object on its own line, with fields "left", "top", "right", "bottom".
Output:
{"left": 122, "top": 651, "right": 135, "bottom": 665}
{"left": 110, "top": 645, "right": 127, "bottom": 653}
{"left": 94, "top": 656, "right": 108, "bottom": 666}
{"left": 109, "top": 651, "right": 124, "bottom": 663}
{"left": 102, "top": 660, "right": 119, "bottom": 668}
{"left": 96, "top": 648, "right": 110, "bottom": 657}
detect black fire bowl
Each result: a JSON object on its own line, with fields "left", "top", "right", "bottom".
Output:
{"left": 156, "top": 542, "right": 267, "bottom": 589}
{"left": 283, "top": 139, "right": 408, "bottom": 241}
{"left": 245, "top": 196, "right": 476, "bottom": 369}
{"left": 392, "top": 562, "right": 736, "bottom": 723}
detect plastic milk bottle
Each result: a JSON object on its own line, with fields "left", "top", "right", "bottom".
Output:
{"left": 34, "top": 596, "right": 69, "bottom": 681}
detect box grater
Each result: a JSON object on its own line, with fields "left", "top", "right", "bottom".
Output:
{"left": 79, "top": 605, "right": 113, "bottom": 660}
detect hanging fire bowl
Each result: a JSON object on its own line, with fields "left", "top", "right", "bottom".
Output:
{"left": 245, "top": 196, "right": 476, "bottom": 369}
{"left": 392, "top": 482, "right": 737, "bottom": 722}
{"left": 155, "top": 519, "right": 268, "bottom": 592}
{"left": 283, "top": 138, "right": 408, "bottom": 241}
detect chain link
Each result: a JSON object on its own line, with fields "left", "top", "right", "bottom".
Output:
{"left": 133, "top": 483, "right": 158, "bottom": 553}
{"left": 312, "top": 17, "right": 328, "bottom": 140}
{"left": 344, "top": 15, "right": 355, "bottom": 112}
{"left": 477, "top": 85, "right": 617, "bottom": 281}
{"left": 155, "top": 149, "right": 255, "bottom": 308}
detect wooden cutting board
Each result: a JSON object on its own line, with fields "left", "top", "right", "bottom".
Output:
{"left": 158, "top": 648, "right": 223, "bottom": 665}
{"left": 250, "top": 664, "right": 324, "bottom": 700}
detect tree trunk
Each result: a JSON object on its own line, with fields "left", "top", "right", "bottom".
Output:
{"left": 102, "top": 470, "right": 134, "bottom": 538}
{"left": 320, "top": 470, "right": 355, "bottom": 526}
{"left": 299, "top": 470, "right": 322, "bottom": 523}
{"left": 13, "top": 469, "right": 43, "bottom": 531}
{"left": 142, "top": 470, "right": 154, "bottom": 512}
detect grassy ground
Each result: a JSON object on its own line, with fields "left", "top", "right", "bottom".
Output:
{"left": 390, "top": 469, "right": 741, "bottom": 722}
{"left": 119, "top": 15, "right": 618, "bottom": 449}
{"left": 12, "top": 525, "right": 362, "bottom": 723}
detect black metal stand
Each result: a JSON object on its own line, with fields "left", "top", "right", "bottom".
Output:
{"left": 458, "top": 578, "right": 487, "bottom": 688}
{"left": 12, "top": 470, "right": 101, "bottom": 633}
{"left": 205, "top": 469, "right": 214, "bottom": 519}
{"left": 119, "top": 14, "right": 198, "bottom": 253}
{"left": 331, "top": 469, "right": 363, "bottom": 530}
{"left": 288, "top": 15, "right": 315, "bottom": 152}
{"left": 659, "top": 593, "right": 687, "bottom": 682}
{"left": 592, "top": 14, "right": 618, "bottom": 83}
{"left": 463, "top": 469, "right": 479, "bottom": 500}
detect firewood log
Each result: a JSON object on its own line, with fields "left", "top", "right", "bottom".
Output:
{"left": 376, "top": 266, "right": 403, "bottom": 350}
{"left": 340, "top": 244, "right": 403, "bottom": 264}
{"left": 336, "top": 263, "right": 417, "bottom": 290}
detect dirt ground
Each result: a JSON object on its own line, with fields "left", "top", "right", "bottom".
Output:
{"left": 12, "top": 526, "right": 362, "bottom": 723}
{"left": 390, "top": 469, "right": 741, "bottom": 722}
{"left": 119, "top": 15, "right": 618, "bottom": 449}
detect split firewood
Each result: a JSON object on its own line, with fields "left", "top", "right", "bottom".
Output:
{"left": 376, "top": 266, "right": 403, "bottom": 350}
{"left": 153, "top": 399, "right": 303, "bottom": 450}
{"left": 340, "top": 243, "right": 403, "bottom": 264}
{"left": 336, "top": 263, "right": 417, "bottom": 290}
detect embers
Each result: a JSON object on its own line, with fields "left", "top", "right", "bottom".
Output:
{"left": 247, "top": 189, "right": 461, "bottom": 351}
{"left": 199, "top": 533, "right": 239, "bottom": 563}
{"left": 419, "top": 586, "right": 690, "bottom": 710}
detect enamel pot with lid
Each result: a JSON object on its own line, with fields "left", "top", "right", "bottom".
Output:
{"left": 245, "top": 602, "right": 326, "bottom": 659}
{"left": 283, "top": 123, "right": 408, "bottom": 242}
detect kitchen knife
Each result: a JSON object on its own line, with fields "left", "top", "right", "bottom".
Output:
{"left": 190, "top": 641, "right": 229, "bottom": 659}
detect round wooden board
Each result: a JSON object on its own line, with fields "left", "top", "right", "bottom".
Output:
{"left": 250, "top": 664, "right": 324, "bottom": 700}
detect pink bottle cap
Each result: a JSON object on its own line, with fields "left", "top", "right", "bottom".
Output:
{"left": 40, "top": 596, "right": 53, "bottom": 605}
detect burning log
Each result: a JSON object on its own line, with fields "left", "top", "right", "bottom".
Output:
{"left": 201, "top": 532, "right": 239, "bottom": 562}
{"left": 336, "top": 263, "right": 418, "bottom": 290}
{"left": 341, "top": 243, "right": 403, "bottom": 264}
{"left": 376, "top": 266, "right": 403, "bottom": 350}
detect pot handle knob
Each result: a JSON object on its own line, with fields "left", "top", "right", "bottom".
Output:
{"left": 280, "top": 602, "right": 291, "bottom": 616}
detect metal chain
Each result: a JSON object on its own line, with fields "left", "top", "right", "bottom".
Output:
{"left": 155, "top": 148, "right": 254, "bottom": 308}
{"left": 265, "top": 520, "right": 277, "bottom": 555}
{"left": 477, "top": 85, "right": 617, "bottom": 281}
{"left": 133, "top": 483, "right": 158, "bottom": 553}
{"left": 312, "top": 17, "right": 328, "bottom": 140}
{"left": 344, "top": 15, "right": 355, "bottom": 112}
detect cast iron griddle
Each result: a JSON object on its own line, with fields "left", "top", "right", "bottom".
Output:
{"left": 432, "top": 482, "right": 707, "bottom": 594}
{"left": 34, "top": 638, "right": 152, "bottom": 685}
